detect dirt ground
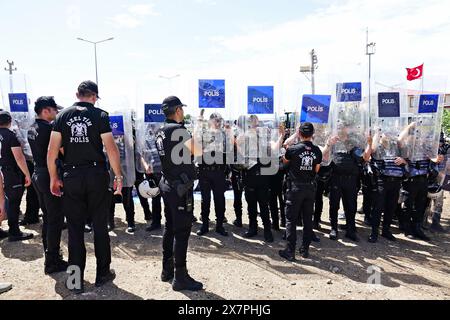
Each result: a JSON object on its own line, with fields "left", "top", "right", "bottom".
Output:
{"left": 0, "top": 192, "right": 449, "bottom": 301}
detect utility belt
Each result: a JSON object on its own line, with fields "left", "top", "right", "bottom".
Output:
{"left": 63, "top": 161, "right": 107, "bottom": 172}
{"left": 199, "top": 164, "right": 226, "bottom": 172}
{"left": 0, "top": 165, "right": 20, "bottom": 173}
{"left": 333, "top": 173, "right": 358, "bottom": 179}
{"left": 407, "top": 175, "right": 428, "bottom": 183}
{"left": 162, "top": 173, "right": 195, "bottom": 198}
{"left": 285, "top": 177, "right": 317, "bottom": 191}
{"left": 34, "top": 166, "right": 49, "bottom": 174}
{"left": 381, "top": 175, "right": 403, "bottom": 183}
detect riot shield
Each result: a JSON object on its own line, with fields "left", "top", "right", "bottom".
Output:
{"left": 372, "top": 92, "right": 410, "bottom": 160}
{"left": 300, "top": 94, "right": 332, "bottom": 164}
{"left": 331, "top": 86, "right": 368, "bottom": 157}
{"left": 135, "top": 103, "right": 165, "bottom": 175}
{"left": 410, "top": 94, "right": 445, "bottom": 162}
{"left": 1, "top": 73, "right": 34, "bottom": 159}
{"left": 235, "top": 114, "right": 281, "bottom": 176}
{"left": 195, "top": 111, "right": 231, "bottom": 166}
{"left": 107, "top": 108, "right": 136, "bottom": 188}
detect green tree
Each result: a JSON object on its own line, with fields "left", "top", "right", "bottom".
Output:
{"left": 443, "top": 109, "right": 450, "bottom": 136}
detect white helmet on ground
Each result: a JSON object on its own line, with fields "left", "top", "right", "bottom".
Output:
{"left": 428, "top": 185, "right": 444, "bottom": 200}
{"left": 138, "top": 179, "right": 160, "bottom": 199}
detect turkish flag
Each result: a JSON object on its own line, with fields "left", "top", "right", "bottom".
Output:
{"left": 406, "top": 64, "right": 424, "bottom": 81}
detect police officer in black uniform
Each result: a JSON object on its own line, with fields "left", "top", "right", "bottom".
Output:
{"left": 238, "top": 115, "right": 284, "bottom": 243}
{"left": 48, "top": 81, "right": 122, "bottom": 293}
{"left": 327, "top": 131, "right": 372, "bottom": 242}
{"left": 27, "top": 97, "right": 69, "bottom": 274}
{"left": 156, "top": 96, "right": 203, "bottom": 292}
{"left": 230, "top": 116, "right": 247, "bottom": 228}
{"left": 279, "top": 123, "right": 322, "bottom": 261}
{"left": 197, "top": 112, "right": 228, "bottom": 237}
{"left": 0, "top": 111, "right": 34, "bottom": 242}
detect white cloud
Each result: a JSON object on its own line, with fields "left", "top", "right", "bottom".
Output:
{"left": 108, "top": 3, "right": 160, "bottom": 29}
{"left": 108, "top": 14, "right": 143, "bottom": 29}
{"left": 206, "top": 0, "right": 450, "bottom": 92}
{"left": 127, "top": 4, "right": 160, "bottom": 16}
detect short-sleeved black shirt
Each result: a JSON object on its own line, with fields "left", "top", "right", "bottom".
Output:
{"left": 53, "top": 102, "right": 111, "bottom": 166}
{"left": 285, "top": 141, "right": 322, "bottom": 184}
{"left": 0, "top": 127, "right": 21, "bottom": 168}
{"left": 156, "top": 119, "right": 196, "bottom": 182}
{"left": 27, "top": 119, "right": 53, "bottom": 168}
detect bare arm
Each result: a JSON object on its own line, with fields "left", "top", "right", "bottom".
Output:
{"left": 47, "top": 132, "right": 63, "bottom": 196}
{"left": 102, "top": 133, "right": 123, "bottom": 194}
{"left": 362, "top": 134, "right": 373, "bottom": 162}
{"left": 185, "top": 138, "right": 203, "bottom": 157}
{"left": 12, "top": 147, "right": 31, "bottom": 187}
{"left": 283, "top": 132, "right": 298, "bottom": 148}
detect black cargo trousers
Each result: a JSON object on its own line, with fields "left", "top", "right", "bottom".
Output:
{"left": 32, "top": 167, "right": 64, "bottom": 257}
{"left": 62, "top": 164, "right": 112, "bottom": 280}
{"left": 199, "top": 166, "right": 226, "bottom": 227}
{"left": 1, "top": 166, "right": 25, "bottom": 236}
{"left": 160, "top": 177, "right": 194, "bottom": 269}
{"left": 285, "top": 180, "right": 316, "bottom": 249}
{"left": 329, "top": 174, "right": 359, "bottom": 233}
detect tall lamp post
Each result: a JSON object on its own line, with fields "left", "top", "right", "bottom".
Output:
{"left": 366, "top": 28, "right": 376, "bottom": 127}
{"left": 77, "top": 37, "right": 114, "bottom": 86}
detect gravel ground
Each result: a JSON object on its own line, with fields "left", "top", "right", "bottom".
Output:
{"left": 0, "top": 192, "right": 449, "bottom": 300}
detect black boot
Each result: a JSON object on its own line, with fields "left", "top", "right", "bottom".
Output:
{"left": 244, "top": 220, "right": 258, "bottom": 238}
{"left": 279, "top": 244, "right": 295, "bottom": 262}
{"left": 0, "top": 229, "right": 9, "bottom": 240}
{"left": 216, "top": 225, "right": 229, "bottom": 237}
{"left": 197, "top": 223, "right": 209, "bottom": 236}
{"left": 161, "top": 258, "right": 174, "bottom": 282}
{"left": 299, "top": 244, "right": 310, "bottom": 259}
{"left": 412, "top": 223, "right": 430, "bottom": 241}
{"left": 45, "top": 253, "right": 69, "bottom": 275}
{"left": 233, "top": 215, "right": 243, "bottom": 228}
{"left": 172, "top": 267, "right": 203, "bottom": 292}
{"left": 8, "top": 232, "right": 33, "bottom": 242}
{"left": 264, "top": 228, "right": 274, "bottom": 243}
{"left": 95, "top": 269, "right": 116, "bottom": 287}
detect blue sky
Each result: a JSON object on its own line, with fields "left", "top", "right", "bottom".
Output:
{"left": 0, "top": 0, "right": 449, "bottom": 118}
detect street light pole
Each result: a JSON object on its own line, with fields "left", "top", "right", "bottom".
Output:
{"left": 77, "top": 37, "right": 114, "bottom": 86}
{"left": 300, "top": 50, "right": 318, "bottom": 95}
{"left": 311, "top": 49, "right": 318, "bottom": 95}
{"left": 4, "top": 60, "right": 17, "bottom": 92}
{"left": 366, "top": 28, "right": 376, "bottom": 127}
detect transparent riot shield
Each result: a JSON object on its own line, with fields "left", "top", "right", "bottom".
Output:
{"left": 300, "top": 94, "right": 333, "bottom": 164}
{"left": 195, "top": 111, "right": 230, "bottom": 166}
{"left": 372, "top": 92, "right": 410, "bottom": 160}
{"left": 235, "top": 114, "right": 281, "bottom": 176}
{"left": 107, "top": 108, "right": 136, "bottom": 188}
{"left": 410, "top": 94, "right": 445, "bottom": 162}
{"left": 135, "top": 103, "right": 165, "bottom": 176}
{"left": 331, "top": 97, "right": 368, "bottom": 158}
{"left": 1, "top": 73, "right": 34, "bottom": 160}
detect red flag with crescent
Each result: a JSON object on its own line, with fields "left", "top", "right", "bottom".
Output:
{"left": 406, "top": 64, "right": 424, "bottom": 81}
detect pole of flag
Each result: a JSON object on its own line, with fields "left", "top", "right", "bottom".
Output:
{"left": 421, "top": 63, "right": 424, "bottom": 93}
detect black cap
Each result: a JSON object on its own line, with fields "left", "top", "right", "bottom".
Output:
{"left": 0, "top": 110, "right": 12, "bottom": 125}
{"left": 299, "top": 122, "right": 315, "bottom": 136}
{"left": 34, "top": 96, "right": 63, "bottom": 114}
{"left": 78, "top": 80, "right": 100, "bottom": 99}
{"left": 161, "top": 96, "right": 186, "bottom": 112}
